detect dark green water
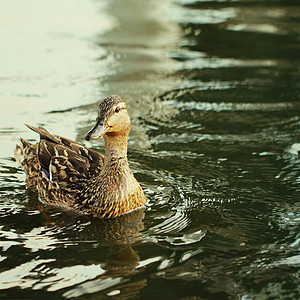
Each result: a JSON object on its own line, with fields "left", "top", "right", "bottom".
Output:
{"left": 0, "top": 0, "right": 299, "bottom": 299}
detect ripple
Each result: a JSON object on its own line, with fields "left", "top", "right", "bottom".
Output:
{"left": 166, "top": 229, "right": 206, "bottom": 246}
{"left": 166, "top": 99, "right": 297, "bottom": 112}
{"left": 0, "top": 225, "right": 68, "bottom": 252}
{"left": 63, "top": 276, "right": 126, "bottom": 298}
{"left": 35, "top": 263, "right": 106, "bottom": 292}
{"left": 0, "top": 258, "right": 55, "bottom": 290}
{"left": 171, "top": 5, "right": 237, "bottom": 25}
{"left": 149, "top": 209, "right": 190, "bottom": 235}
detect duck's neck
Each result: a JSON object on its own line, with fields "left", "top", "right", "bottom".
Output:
{"left": 103, "top": 134, "right": 129, "bottom": 165}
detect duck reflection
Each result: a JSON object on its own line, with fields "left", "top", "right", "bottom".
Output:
{"left": 31, "top": 205, "right": 148, "bottom": 298}
{"left": 82, "top": 208, "right": 145, "bottom": 275}
{"left": 105, "top": 244, "right": 140, "bottom": 275}
{"left": 76, "top": 207, "right": 145, "bottom": 244}
{"left": 40, "top": 206, "right": 145, "bottom": 273}
{"left": 37, "top": 206, "right": 147, "bottom": 297}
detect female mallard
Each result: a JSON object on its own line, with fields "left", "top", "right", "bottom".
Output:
{"left": 15, "top": 95, "right": 147, "bottom": 218}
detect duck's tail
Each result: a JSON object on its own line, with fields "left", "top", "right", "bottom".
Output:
{"left": 15, "top": 137, "right": 40, "bottom": 189}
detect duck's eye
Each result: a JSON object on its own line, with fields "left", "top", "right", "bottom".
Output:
{"left": 115, "top": 107, "right": 120, "bottom": 113}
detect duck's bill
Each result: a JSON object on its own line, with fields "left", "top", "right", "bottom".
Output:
{"left": 85, "top": 118, "right": 110, "bottom": 141}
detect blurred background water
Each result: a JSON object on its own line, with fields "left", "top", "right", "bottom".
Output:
{"left": 0, "top": 0, "right": 299, "bottom": 299}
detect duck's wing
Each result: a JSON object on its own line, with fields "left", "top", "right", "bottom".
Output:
{"left": 26, "top": 124, "right": 103, "bottom": 185}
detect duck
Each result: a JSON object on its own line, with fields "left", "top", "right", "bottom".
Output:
{"left": 14, "top": 95, "right": 147, "bottom": 218}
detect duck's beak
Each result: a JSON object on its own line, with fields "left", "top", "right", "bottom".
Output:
{"left": 85, "top": 118, "right": 110, "bottom": 141}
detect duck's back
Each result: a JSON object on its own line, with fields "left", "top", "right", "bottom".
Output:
{"left": 15, "top": 125, "right": 104, "bottom": 208}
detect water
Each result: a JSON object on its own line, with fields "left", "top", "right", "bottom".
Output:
{"left": 0, "top": 0, "right": 299, "bottom": 298}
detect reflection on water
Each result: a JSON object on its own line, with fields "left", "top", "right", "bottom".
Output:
{"left": 0, "top": 208, "right": 145, "bottom": 297}
{"left": 0, "top": 0, "right": 299, "bottom": 298}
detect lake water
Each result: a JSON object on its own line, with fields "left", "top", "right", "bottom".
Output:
{"left": 0, "top": 0, "right": 299, "bottom": 299}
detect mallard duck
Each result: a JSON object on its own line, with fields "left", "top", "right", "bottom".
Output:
{"left": 14, "top": 95, "right": 147, "bottom": 218}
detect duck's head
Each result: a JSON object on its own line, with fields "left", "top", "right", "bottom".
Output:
{"left": 85, "top": 95, "right": 131, "bottom": 141}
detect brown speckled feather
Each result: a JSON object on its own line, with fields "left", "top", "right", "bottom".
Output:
{"left": 15, "top": 95, "right": 147, "bottom": 218}
{"left": 15, "top": 125, "right": 104, "bottom": 209}
{"left": 15, "top": 138, "right": 40, "bottom": 187}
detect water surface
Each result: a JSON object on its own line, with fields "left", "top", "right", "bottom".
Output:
{"left": 0, "top": 0, "right": 299, "bottom": 299}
